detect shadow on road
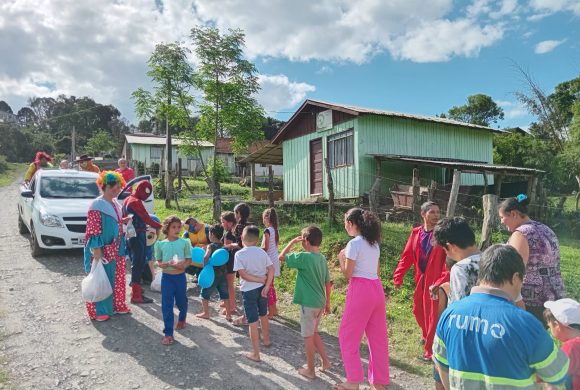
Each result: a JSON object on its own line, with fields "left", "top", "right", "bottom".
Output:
{"left": 31, "top": 248, "right": 86, "bottom": 277}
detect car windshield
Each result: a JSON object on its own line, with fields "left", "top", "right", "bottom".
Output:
{"left": 39, "top": 176, "right": 100, "bottom": 199}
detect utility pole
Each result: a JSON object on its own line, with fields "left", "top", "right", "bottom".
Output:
{"left": 71, "top": 125, "right": 76, "bottom": 162}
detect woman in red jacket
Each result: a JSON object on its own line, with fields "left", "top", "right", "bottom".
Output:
{"left": 393, "top": 201, "right": 448, "bottom": 361}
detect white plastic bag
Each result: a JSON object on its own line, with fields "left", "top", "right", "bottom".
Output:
{"left": 150, "top": 272, "right": 162, "bottom": 292}
{"left": 81, "top": 259, "right": 113, "bottom": 302}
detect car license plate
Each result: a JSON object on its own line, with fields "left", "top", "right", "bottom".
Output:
{"left": 78, "top": 238, "right": 85, "bottom": 245}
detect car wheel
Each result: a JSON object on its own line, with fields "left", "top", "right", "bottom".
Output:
{"left": 29, "top": 223, "right": 45, "bottom": 257}
{"left": 18, "top": 212, "right": 29, "bottom": 234}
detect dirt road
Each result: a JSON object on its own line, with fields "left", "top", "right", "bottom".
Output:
{"left": 0, "top": 178, "right": 429, "bottom": 390}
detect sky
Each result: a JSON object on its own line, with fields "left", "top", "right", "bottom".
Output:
{"left": 0, "top": 0, "right": 579, "bottom": 130}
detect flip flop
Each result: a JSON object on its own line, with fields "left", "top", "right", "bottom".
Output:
{"left": 161, "top": 336, "right": 174, "bottom": 345}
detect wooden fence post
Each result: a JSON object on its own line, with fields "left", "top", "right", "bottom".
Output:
{"left": 369, "top": 158, "right": 381, "bottom": 215}
{"left": 324, "top": 158, "right": 336, "bottom": 226}
{"left": 527, "top": 176, "right": 538, "bottom": 218}
{"left": 268, "top": 165, "right": 274, "bottom": 208}
{"left": 479, "top": 194, "right": 498, "bottom": 251}
{"left": 250, "top": 163, "right": 256, "bottom": 199}
{"left": 412, "top": 168, "right": 421, "bottom": 213}
{"left": 428, "top": 180, "right": 437, "bottom": 201}
{"left": 446, "top": 170, "right": 462, "bottom": 217}
{"left": 495, "top": 173, "right": 504, "bottom": 197}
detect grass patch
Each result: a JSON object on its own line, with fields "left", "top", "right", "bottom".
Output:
{"left": 0, "top": 163, "right": 26, "bottom": 187}
{"left": 153, "top": 187, "right": 580, "bottom": 378}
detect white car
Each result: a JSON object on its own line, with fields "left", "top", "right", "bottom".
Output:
{"left": 18, "top": 169, "right": 154, "bottom": 256}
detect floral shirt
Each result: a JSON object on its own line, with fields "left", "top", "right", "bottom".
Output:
{"left": 448, "top": 253, "right": 481, "bottom": 305}
{"left": 516, "top": 221, "right": 566, "bottom": 307}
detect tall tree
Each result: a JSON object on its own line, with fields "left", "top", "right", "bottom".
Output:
{"left": 132, "top": 42, "right": 195, "bottom": 208}
{"left": 446, "top": 94, "right": 504, "bottom": 127}
{"left": 188, "top": 26, "right": 264, "bottom": 221}
{"left": 0, "top": 101, "right": 13, "bottom": 114}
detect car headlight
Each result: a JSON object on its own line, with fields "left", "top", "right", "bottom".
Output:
{"left": 39, "top": 212, "right": 64, "bottom": 228}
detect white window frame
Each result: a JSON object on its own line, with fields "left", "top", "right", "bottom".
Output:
{"left": 327, "top": 129, "right": 354, "bottom": 168}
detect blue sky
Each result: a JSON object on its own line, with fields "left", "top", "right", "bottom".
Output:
{"left": 0, "top": 0, "right": 578, "bottom": 130}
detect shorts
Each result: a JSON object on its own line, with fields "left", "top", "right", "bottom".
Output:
{"left": 242, "top": 286, "right": 267, "bottom": 324}
{"left": 300, "top": 306, "right": 323, "bottom": 337}
{"left": 200, "top": 272, "right": 229, "bottom": 301}
{"left": 226, "top": 254, "right": 235, "bottom": 274}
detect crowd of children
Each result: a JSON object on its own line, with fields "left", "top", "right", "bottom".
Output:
{"left": 85, "top": 173, "right": 579, "bottom": 390}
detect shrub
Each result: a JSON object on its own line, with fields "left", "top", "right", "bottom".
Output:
{"left": 0, "top": 155, "right": 8, "bottom": 174}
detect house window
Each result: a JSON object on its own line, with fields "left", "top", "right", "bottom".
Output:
{"left": 150, "top": 146, "right": 162, "bottom": 159}
{"left": 328, "top": 129, "right": 354, "bottom": 168}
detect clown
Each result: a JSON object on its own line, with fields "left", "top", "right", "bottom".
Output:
{"left": 84, "top": 171, "right": 131, "bottom": 321}
{"left": 123, "top": 181, "right": 162, "bottom": 304}
{"left": 24, "top": 151, "right": 53, "bottom": 183}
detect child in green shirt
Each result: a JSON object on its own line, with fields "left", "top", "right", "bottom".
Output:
{"left": 279, "top": 226, "right": 331, "bottom": 380}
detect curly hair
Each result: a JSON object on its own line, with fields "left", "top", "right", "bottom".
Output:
{"left": 161, "top": 215, "right": 182, "bottom": 237}
{"left": 345, "top": 208, "right": 381, "bottom": 246}
{"left": 96, "top": 170, "right": 126, "bottom": 191}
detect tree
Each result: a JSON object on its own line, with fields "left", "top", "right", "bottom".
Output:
{"left": 446, "top": 94, "right": 504, "bottom": 126}
{"left": 515, "top": 68, "right": 580, "bottom": 195}
{"left": 132, "top": 42, "right": 195, "bottom": 208}
{"left": 0, "top": 101, "right": 13, "bottom": 114}
{"left": 188, "top": 26, "right": 265, "bottom": 221}
{"left": 85, "top": 130, "right": 117, "bottom": 156}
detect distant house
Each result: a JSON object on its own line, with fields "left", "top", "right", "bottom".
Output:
{"left": 216, "top": 137, "right": 283, "bottom": 178}
{"left": 272, "top": 99, "right": 504, "bottom": 202}
{"left": 0, "top": 110, "right": 17, "bottom": 124}
{"left": 122, "top": 134, "right": 214, "bottom": 174}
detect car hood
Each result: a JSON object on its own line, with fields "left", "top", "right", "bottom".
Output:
{"left": 36, "top": 198, "right": 95, "bottom": 217}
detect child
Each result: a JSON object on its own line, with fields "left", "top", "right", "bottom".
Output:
{"left": 544, "top": 298, "right": 580, "bottom": 390}
{"left": 336, "top": 208, "right": 389, "bottom": 390}
{"left": 261, "top": 208, "right": 280, "bottom": 319}
{"left": 154, "top": 216, "right": 192, "bottom": 345}
{"left": 233, "top": 225, "right": 274, "bottom": 362}
{"left": 196, "top": 224, "right": 232, "bottom": 321}
{"left": 278, "top": 226, "right": 331, "bottom": 379}
{"left": 221, "top": 211, "right": 239, "bottom": 316}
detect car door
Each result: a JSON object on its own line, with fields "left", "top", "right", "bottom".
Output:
{"left": 21, "top": 177, "right": 37, "bottom": 227}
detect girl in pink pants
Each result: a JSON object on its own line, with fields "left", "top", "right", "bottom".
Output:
{"left": 335, "top": 208, "right": 390, "bottom": 390}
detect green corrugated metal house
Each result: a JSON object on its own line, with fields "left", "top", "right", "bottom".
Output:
{"left": 272, "top": 100, "right": 502, "bottom": 202}
{"left": 123, "top": 134, "right": 214, "bottom": 174}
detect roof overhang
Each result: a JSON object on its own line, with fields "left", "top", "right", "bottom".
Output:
{"left": 239, "top": 143, "right": 282, "bottom": 165}
{"left": 369, "top": 154, "right": 543, "bottom": 177}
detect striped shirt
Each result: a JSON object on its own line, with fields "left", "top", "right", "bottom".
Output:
{"left": 433, "top": 286, "right": 569, "bottom": 389}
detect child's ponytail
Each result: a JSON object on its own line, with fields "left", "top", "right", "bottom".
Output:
{"left": 345, "top": 208, "right": 381, "bottom": 246}
{"left": 263, "top": 208, "right": 280, "bottom": 244}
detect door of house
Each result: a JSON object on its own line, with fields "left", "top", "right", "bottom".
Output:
{"left": 310, "top": 138, "right": 323, "bottom": 195}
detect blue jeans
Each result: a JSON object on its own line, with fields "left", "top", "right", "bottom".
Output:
{"left": 200, "top": 270, "right": 229, "bottom": 301}
{"left": 161, "top": 273, "right": 188, "bottom": 336}
{"left": 242, "top": 286, "right": 267, "bottom": 324}
{"left": 128, "top": 231, "right": 147, "bottom": 285}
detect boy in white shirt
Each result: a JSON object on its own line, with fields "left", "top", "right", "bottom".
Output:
{"left": 233, "top": 225, "right": 274, "bottom": 362}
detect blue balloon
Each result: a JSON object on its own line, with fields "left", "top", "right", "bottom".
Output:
{"left": 198, "top": 265, "right": 215, "bottom": 288}
{"left": 209, "top": 248, "right": 229, "bottom": 267}
{"left": 191, "top": 247, "right": 205, "bottom": 265}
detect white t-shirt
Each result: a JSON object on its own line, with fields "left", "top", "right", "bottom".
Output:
{"left": 449, "top": 253, "right": 481, "bottom": 304}
{"left": 262, "top": 226, "right": 280, "bottom": 277}
{"left": 233, "top": 246, "right": 273, "bottom": 292}
{"left": 345, "top": 235, "right": 380, "bottom": 280}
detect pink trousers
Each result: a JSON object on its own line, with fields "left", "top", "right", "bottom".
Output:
{"left": 338, "top": 277, "right": 390, "bottom": 385}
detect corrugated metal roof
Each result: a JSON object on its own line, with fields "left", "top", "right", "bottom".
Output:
{"left": 369, "top": 154, "right": 543, "bottom": 176}
{"left": 309, "top": 99, "right": 504, "bottom": 133}
{"left": 239, "top": 143, "right": 283, "bottom": 165}
{"left": 125, "top": 134, "right": 213, "bottom": 147}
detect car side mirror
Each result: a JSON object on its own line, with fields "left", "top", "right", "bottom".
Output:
{"left": 21, "top": 190, "right": 34, "bottom": 198}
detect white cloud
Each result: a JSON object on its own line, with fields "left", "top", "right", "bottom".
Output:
{"left": 257, "top": 75, "right": 316, "bottom": 113}
{"left": 497, "top": 100, "right": 528, "bottom": 119}
{"left": 386, "top": 19, "right": 504, "bottom": 62}
{"left": 529, "top": 0, "right": 580, "bottom": 17}
{"left": 489, "top": 0, "right": 518, "bottom": 18}
{"left": 534, "top": 39, "right": 566, "bottom": 54}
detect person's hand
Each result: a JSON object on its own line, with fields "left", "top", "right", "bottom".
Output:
{"left": 324, "top": 304, "right": 331, "bottom": 315}
{"left": 157, "top": 261, "right": 169, "bottom": 269}
{"left": 122, "top": 216, "right": 132, "bottom": 224}
{"left": 290, "top": 236, "right": 303, "bottom": 245}
{"left": 429, "top": 285, "right": 440, "bottom": 300}
{"left": 337, "top": 249, "right": 346, "bottom": 262}
{"left": 393, "top": 283, "right": 402, "bottom": 290}
{"left": 258, "top": 276, "right": 267, "bottom": 284}
{"left": 261, "top": 286, "right": 270, "bottom": 298}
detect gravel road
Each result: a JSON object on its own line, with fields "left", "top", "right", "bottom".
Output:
{"left": 0, "top": 178, "right": 430, "bottom": 390}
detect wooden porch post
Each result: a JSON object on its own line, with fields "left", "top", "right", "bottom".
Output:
{"left": 324, "top": 157, "right": 336, "bottom": 225}
{"left": 446, "top": 170, "right": 462, "bottom": 217}
{"left": 527, "top": 175, "right": 539, "bottom": 218}
{"left": 483, "top": 172, "right": 489, "bottom": 195}
{"left": 495, "top": 173, "right": 504, "bottom": 197}
{"left": 250, "top": 163, "right": 256, "bottom": 194}
{"left": 268, "top": 165, "right": 274, "bottom": 208}
{"left": 412, "top": 167, "right": 421, "bottom": 213}
{"left": 369, "top": 158, "right": 382, "bottom": 215}
{"left": 479, "top": 194, "right": 498, "bottom": 251}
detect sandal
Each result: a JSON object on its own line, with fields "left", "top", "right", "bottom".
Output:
{"left": 161, "top": 336, "right": 174, "bottom": 345}
{"left": 95, "top": 315, "right": 110, "bottom": 322}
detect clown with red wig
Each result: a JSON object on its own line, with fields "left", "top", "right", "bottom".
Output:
{"left": 24, "top": 151, "right": 53, "bottom": 183}
{"left": 84, "top": 171, "right": 131, "bottom": 321}
{"left": 123, "top": 180, "right": 162, "bottom": 304}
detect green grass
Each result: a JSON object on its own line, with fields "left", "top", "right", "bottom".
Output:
{"left": 153, "top": 190, "right": 580, "bottom": 378}
{"left": 548, "top": 195, "right": 579, "bottom": 213}
{"left": 0, "top": 163, "right": 26, "bottom": 187}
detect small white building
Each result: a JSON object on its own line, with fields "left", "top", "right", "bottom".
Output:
{"left": 122, "top": 134, "right": 214, "bottom": 175}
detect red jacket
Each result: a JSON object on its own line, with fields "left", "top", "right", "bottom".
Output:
{"left": 393, "top": 225, "right": 449, "bottom": 358}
